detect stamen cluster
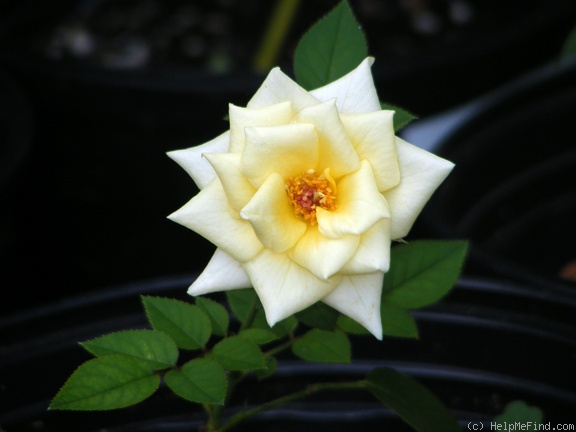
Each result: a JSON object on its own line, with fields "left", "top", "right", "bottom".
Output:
{"left": 285, "top": 169, "right": 337, "bottom": 225}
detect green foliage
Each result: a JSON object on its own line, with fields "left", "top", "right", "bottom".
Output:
{"left": 366, "top": 368, "right": 460, "bottom": 432}
{"left": 494, "top": 401, "right": 543, "bottom": 424}
{"left": 81, "top": 330, "right": 178, "bottom": 370}
{"left": 142, "top": 296, "right": 211, "bottom": 350}
{"left": 270, "top": 315, "right": 299, "bottom": 337}
{"left": 294, "top": 0, "right": 367, "bottom": 90}
{"left": 381, "top": 305, "right": 418, "bottom": 339}
{"left": 212, "top": 336, "right": 267, "bottom": 370}
{"left": 254, "top": 356, "right": 278, "bottom": 380}
{"left": 251, "top": 309, "right": 299, "bottom": 338}
{"left": 196, "top": 296, "right": 229, "bottom": 337}
{"left": 165, "top": 358, "right": 227, "bottom": 405}
{"left": 295, "top": 302, "right": 339, "bottom": 331}
{"left": 292, "top": 329, "right": 351, "bottom": 363}
{"left": 381, "top": 102, "right": 417, "bottom": 132}
{"left": 383, "top": 241, "right": 468, "bottom": 309}
{"left": 336, "top": 314, "right": 370, "bottom": 335}
{"left": 50, "top": 356, "right": 159, "bottom": 411}
{"left": 226, "top": 288, "right": 259, "bottom": 324}
{"left": 239, "top": 328, "right": 279, "bottom": 345}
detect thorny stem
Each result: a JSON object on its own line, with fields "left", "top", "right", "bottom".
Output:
{"left": 213, "top": 380, "right": 368, "bottom": 432}
{"left": 205, "top": 299, "right": 306, "bottom": 431}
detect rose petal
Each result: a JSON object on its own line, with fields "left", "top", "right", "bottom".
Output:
{"left": 168, "top": 179, "right": 263, "bottom": 262}
{"left": 188, "top": 248, "right": 251, "bottom": 295}
{"left": 310, "top": 57, "right": 380, "bottom": 113}
{"left": 167, "top": 131, "right": 230, "bottom": 189}
{"left": 248, "top": 68, "right": 319, "bottom": 112}
{"left": 243, "top": 250, "right": 340, "bottom": 327}
{"left": 204, "top": 152, "right": 256, "bottom": 212}
{"left": 240, "top": 173, "right": 307, "bottom": 253}
{"left": 340, "top": 219, "right": 391, "bottom": 274}
{"left": 322, "top": 272, "right": 384, "bottom": 340}
{"left": 287, "top": 226, "right": 359, "bottom": 280}
{"left": 317, "top": 160, "right": 390, "bottom": 238}
{"left": 229, "top": 101, "right": 294, "bottom": 153}
{"left": 384, "top": 138, "right": 454, "bottom": 239}
{"left": 340, "top": 110, "right": 399, "bottom": 192}
{"left": 241, "top": 123, "right": 319, "bottom": 189}
{"left": 293, "top": 100, "right": 360, "bottom": 178}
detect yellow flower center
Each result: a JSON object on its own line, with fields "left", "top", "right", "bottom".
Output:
{"left": 285, "top": 168, "right": 337, "bottom": 225}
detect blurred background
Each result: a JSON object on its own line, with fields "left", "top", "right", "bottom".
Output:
{"left": 2, "top": 0, "right": 576, "bottom": 314}
{"left": 1, "top": 0, "right": 576, "bottom": 429}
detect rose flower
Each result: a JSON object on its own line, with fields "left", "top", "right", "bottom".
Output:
{"left": 168, "top": 58, "right": 453, "bottom": 339}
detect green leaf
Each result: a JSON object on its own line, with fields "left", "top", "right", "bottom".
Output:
{"left": 81, "top": 330, "right": 178, "bottom": 370}
{"left": 494, "top": 400, "right": 543, "bottom": 424}
{"left": 165, "top": 358, "right": 227, "bottom": 405}
{"left": 381, "top": 305, "right": 419, "bottom": 339}
{"left": 366, "top": 368, "right": 460, "bottom": 432}
{"left": 239, "top": 328, "right": 279, "bottom": 345}
{"left": 226, "top": 288, "right": 259, "bottom": 324}
{"left": 254, "top": 356, "right": 278, "bottom": 380}
{"left": 212, "top": 336, "right": 266, "bottom": 370}
{"left": 252, "top": 309, "right": 299, "bottom": 338}
{"left": 50, "top": 356, "right": 159, "bottom": 410}
{"left": 383, "top": 241, "right": 468, "bottom": 309}
{"left": 295, "top": 302, "right": 339, "bottom": 331}
{"left": 381, "top": 102, "right": 417, "bottom": 132}
{"left": 294, "top": 0, "right": 367, "bottom": 90}
{"left": 196, "top": 297, "right": 229, "bottom": 337}
{"left": 292, "top": 329, "right": 351, "bottom": 363}
{"left": 271, "top": 315, "right": 299, "bottom": 337}
{"left": 337, "top": 315, "right": 370, "bottom": 335}
{"left": 142, "top": 296, "right": 211, "bottom": 350}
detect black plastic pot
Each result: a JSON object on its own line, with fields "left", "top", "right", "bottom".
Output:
{"left": 419, "top": 57, "right": 576, "bottom": 293}
{"left": 1, "top": 275, "right": 575, "bottom": 431}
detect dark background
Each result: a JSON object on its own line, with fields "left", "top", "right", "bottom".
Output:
{"left": 2, "top": 0, "right": 576, "bottom": 313}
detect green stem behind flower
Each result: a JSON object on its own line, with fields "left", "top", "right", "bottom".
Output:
{"left": 214, "top": 380, "right": 367, "bottom": 432}
{"left": 252, "top": 0, "right": 302, "bottom": 73}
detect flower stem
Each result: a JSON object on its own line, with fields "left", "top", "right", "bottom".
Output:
{"left": 214, "top": 380, "right": 367, "bottom": 432}
{"left": 251, "top": 0, "right": 302, "bottom": 73}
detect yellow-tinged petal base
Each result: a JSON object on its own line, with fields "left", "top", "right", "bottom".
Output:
{"left": 243, "top": 250, "right": 340, "bottom": 327}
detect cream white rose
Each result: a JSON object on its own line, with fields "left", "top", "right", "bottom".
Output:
{"left": 168, "top": 58, "right": 453, "bottom": 339}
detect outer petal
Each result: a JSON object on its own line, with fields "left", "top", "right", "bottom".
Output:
{"left": 340, "top": 110, "right": 400, "bottom": 192}
{"left": 229, "top": 101, "right": 294, "bottom": 153}
{"left": 241, "top": 123, "right": 319, "bottom": 189}
{"left": 340, "top": 219, "right": 391, "bottom": 274}
{"left": 293, "top": 100, "right": 360, "bottom": 178}
{"left": 243, "top": 250, "right": 340, "bottom": 327}
{"left": 322, "top": 272, "right": 384, "bottom": 340}
{"left": 204, "top": 152, "right": 256, "bottom": 212}
{"left": 317, "top": 160, "right": 390, "bottom": 238}
{"left": 287, "top": 226, "right": 360, "bottom": 280}
{"left": 188, "top": 248, "right": 251, "bottom": 295}
{"left": 247, "top": 67, "right": 320, "bottom": 112}
{"left": 384, "top": 138, "right": 454, "bottom": 239}
{"left": 240, "top": 173, "right": 307, "bottom": 253}
{"left": 168, "top": 179, "right": 263, "bottom": 262}
{"left": 310, "top": 58, "right": 380, "bottom": 114}
{"left": 167, "top": 131, "right": 230, "bottom": 190}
